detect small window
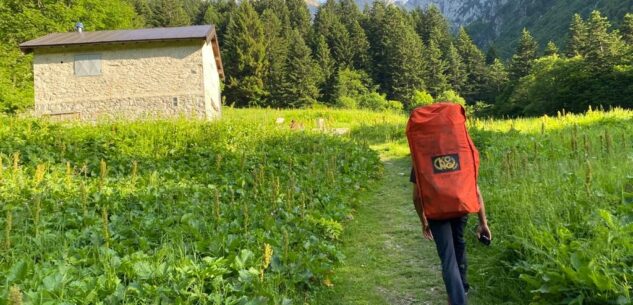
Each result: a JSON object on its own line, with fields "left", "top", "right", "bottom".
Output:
{"left": 74, "top": 54, "right": 102, "bottom": 76}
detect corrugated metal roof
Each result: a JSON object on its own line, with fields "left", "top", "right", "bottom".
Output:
{"left": 20, "top": 25, "right": 224, "bottom": 79}
{"left": 20, "top": 25, "right": 214, "bottom": 52}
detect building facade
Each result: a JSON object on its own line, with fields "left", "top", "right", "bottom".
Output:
{"left": 20, "top": 25, "right": 224, "bottom": 121}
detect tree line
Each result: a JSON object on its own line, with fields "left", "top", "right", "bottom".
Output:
{"left": 0, "top": 0, "right": 632, "bottom": 116}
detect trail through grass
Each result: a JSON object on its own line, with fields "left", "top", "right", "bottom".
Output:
{"left": 317, "top": 141, "right": 451, "bottom": 305}
{"left": 316, "top": 137, "right": 493, "bottom": 305}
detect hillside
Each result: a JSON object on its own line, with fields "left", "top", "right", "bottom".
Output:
{"left": 324, "top": 0, "right": 633, "bottom": 58}
{"left": 467, "top": 0, "right": 633, "bottom": 58}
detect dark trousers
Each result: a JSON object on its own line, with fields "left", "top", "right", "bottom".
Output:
{"left": 428, "top": 215, "right": 469, "bottom": 305}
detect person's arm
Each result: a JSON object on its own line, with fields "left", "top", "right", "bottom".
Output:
{"left": 413, "top": 184, "right": 433, "bottom": 240}
{"left": 475, "top": 185, "right": 492, "bottom": 240}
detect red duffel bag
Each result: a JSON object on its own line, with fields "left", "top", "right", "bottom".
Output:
{"left": 406, "top": 103, "right": 480, "bottom": 220}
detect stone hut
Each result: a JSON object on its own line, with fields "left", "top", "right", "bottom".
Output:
{"left": 20, "top": 25, "right": 224, "bottom": 121}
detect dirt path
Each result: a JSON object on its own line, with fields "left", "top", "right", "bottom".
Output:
{"left": 316, "top": 151, "right": 448, "bottom": 305}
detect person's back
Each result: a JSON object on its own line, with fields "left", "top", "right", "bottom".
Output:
{"left": 406, "top": 103, "right": 492, "bottom": 305}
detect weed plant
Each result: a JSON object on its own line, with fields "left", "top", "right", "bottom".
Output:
{"left": 0, "top": 109, "right": 396, "bottom": 304}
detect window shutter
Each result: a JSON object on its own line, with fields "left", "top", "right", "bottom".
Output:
{"left": 74, "top": 54, "right": 102, "bottom": 76}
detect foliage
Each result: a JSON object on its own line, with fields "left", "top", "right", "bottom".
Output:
{"left": 408, "top": 90, "right": 434, "bottom": 111}
{"left": 0, "top": 0, "right": 141, "bottom": 113}
{"left": 466, "top": 108, "right": 633, "bottom": 304}
{"left": 385, "top": 100, "right": 404, "bottom": 112}
{"left": 1, "top": 1, "right": 632, "bottom": 117}
{"left": 509, "top": 28, "right": 539, "bottom": 81}
{"left": 423, "top": 39, "right": 449, "bottom": 96}
{"left": 357, "top": 92, "right": 389, "bottom": 111}
{"left": 466, "top": 0, "right": 633, "bottom": 59}
{"left": 223, "top": 1, "right": 268, "bottom": 107}
{"left": 0, "top": 108, "right": 386, "bottom": 304}
{"left": 336, "top": 96, "right": 358, "bottom": 109}
{"left": 435, "top": 90, "right": 466, "bottom": 106}
{"left": 148, "top": 0, "right": 190, "bottom": 27}
{"left": 280, "top": 30, "right": 319, "bottom": 108}
{"left": 333, "top": 68, "right": 371, "bottom": 102}
{"left": 455, "top": 27, "right": 487, "bottom": 102}
{"left": 544, "top": 41, "right": 559, "bottom": 56}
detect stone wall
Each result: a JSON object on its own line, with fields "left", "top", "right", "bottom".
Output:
{"left": 33, "top": 40, "right": 220, "bottom": 121}
{"left": 34, "top": 94, "right": 206, "bottom": 121}
{"left": 202, "top": 40, "right": 222, "bottom": 119}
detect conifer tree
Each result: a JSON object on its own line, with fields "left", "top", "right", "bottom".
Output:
{"left": 286, "top": 0, "right": 311, "bottom": 38}
{"left": 509, "top": 28, "right": 538, "bottom": 81}
{"left": 347, "top": 19, "right": 370, "bottom": 71}
{"left": 485, "top": 45, "right": 498, "bottom": 65}
{"left": 424, "top": 38, "right": 448, "bottom": 96}
{"left": 544, "top": 41, "right": 559, "bottom": 56}
{"left": 445, "top": 42, "right": 467, "bottom": 94}
{"left": 455, "top": 27, "right": 486, "bottom": 101}
{"left": 150, "top": 0, "right": 190, "bottom": 27}
{"left": 379, "top": 6, "right": 426, "bottom": 103}
{"left": 261, "top": 9, "right": 288, "bottom": 107}
{"left": 224, "top": 1, "right": 268, "bottom": 106}
{"left": 313, "top": 0, "right": 354, "bottom": 68}
{"left": 314, "top": 35, "right": 336, "bottom": 103}
{"left": 486, "top": 58, "right": 509, "bottom": 98}
{"left": 622, "top": 13, "right": 633, "bottom": 45}
{"left": 566, "top": 14, "right": 587, "bottom": 57}
{"left": 282, "top": 30, "right": 319, "bottom": 107}
{"left": 130, "top": 0, "right": 153, "bottom": 25}
{"left": 203, "top": 0, "right": 237, "bottom": 44}
{"left": 252, "top": 0, "right": 290, "bottom": 30}
{"left": 585, "top": 10, "right": 621, "bottom": 71}
{"left": 415, "top": 5, "right": 451, "bottom": 51}
{"left": 364, "top": 1, "right": 388, "bottom": 87}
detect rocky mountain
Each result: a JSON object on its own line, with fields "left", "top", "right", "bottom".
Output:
{"left": 402, "top": 0, "right": 505, "bottom": 27}
{"left": 467, "top": 0, "right": 633, "bottom": 58}
{"left": 307, "top": 0, "right": 633, "bottom": 58}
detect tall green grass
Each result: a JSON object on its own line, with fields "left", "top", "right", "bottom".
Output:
{"left": 469, "top": 108, "right": 633, "bottom": 304}
{"left": 0, "top": 110, "right": 392, "bottom": 304}
{"left": 0, "top": 107, "right": 630, "bottom": 304}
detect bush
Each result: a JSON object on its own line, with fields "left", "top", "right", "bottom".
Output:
{"left": 336, "top": 96, "right": 358, "bottom": 109}
{"left": 358, "top": 92, "right": 388, "bottom": 111}
{"left": 385, "top": 100, "right": 404, "bottom": 112}
{"left": 435, "top": 90, "right": 466, "bottom": 106}
{"left": 409, "top": 90, "right": 434, "bottom": 111}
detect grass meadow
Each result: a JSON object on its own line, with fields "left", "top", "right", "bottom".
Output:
{"left": 0, "top": 107, "right": 631, "bottom": 304}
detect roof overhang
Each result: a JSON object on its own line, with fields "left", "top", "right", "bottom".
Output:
{"left": 20, "top": 25, "right": 224, "bottom": 80}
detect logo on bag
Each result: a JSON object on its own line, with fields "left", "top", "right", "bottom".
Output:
{"left": 432, "top": 154, "right": 460, "bottom": 173}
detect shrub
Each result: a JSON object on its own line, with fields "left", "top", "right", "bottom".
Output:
{"left": 409, "top": 90, "right": 434, "bottom": 111}
{"left": 358, "top": 92, "right": 388, "bottom": 111}
{"left": 336, "top": 96, "right": 358, "bottom": 109}
{"left": 385, "top": 100, "right": 404, "bottom": 112}
{"left": 435, "top": 90, "right": 466, "bottom": 106}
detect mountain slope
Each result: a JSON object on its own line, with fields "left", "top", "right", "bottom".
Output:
{"left": 467, "top": 0, "right": 633, "bottom": 58}
{"left": 403, "top": 0, "right": 504, "bottom": 27}
{"left": 307, "top": 0, "right": 633, "bottom": 59}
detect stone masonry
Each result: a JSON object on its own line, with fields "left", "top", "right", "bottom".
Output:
{"left": 32, "top": 40, "right": 221, "bottom": 121}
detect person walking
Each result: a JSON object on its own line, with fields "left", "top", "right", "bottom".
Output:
{"left": 405, "top": 102, "right": 492, "bottom": 305}
{"left": 411, "top": 171, "right": 491, "bottom": 305}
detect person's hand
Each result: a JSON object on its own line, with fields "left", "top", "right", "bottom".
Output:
{"left": 476, "top": 222, "right": 492, "bottom": 240}
{"left": 422, "top": 222, "right": 433, "bottom": 240}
